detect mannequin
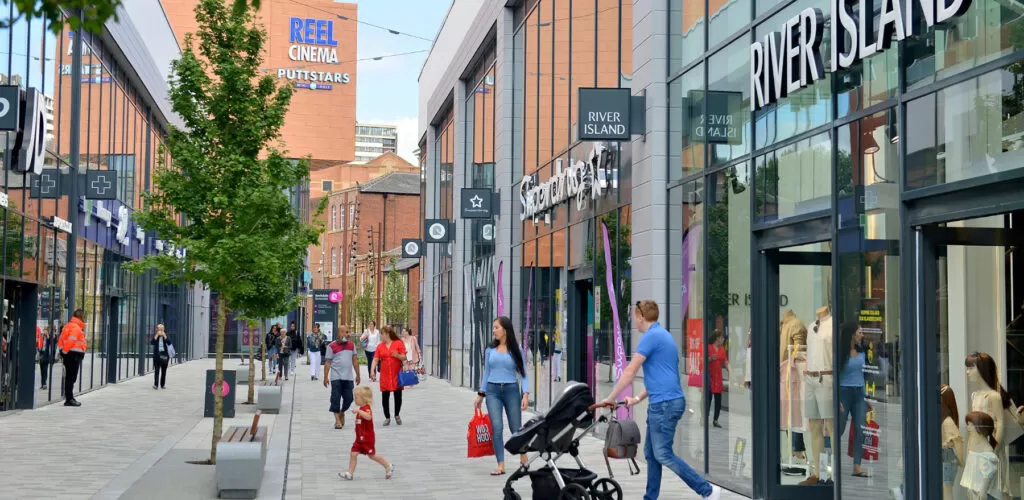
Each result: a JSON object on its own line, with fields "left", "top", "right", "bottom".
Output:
{"left": 961, "top": 411, "right": 1000, "bottom": 500}
{"left": 779, "top": 311, "right": 808, "bottom": 465}
{"left": 941, "top": 384, "right": 964, "bottom": 500}
{"left": 780, "top": 310, "right": 807, "bottom": 362}
{"left": 800, "top": 305, "right": 833, "bottom": 485}
{"left": 966, "top": 353, "right": 1011, "bottom": 499}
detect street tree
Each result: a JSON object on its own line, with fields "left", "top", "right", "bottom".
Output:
{"left": 4, "top": 0, "right": 260, "bottom": 34}
{"left": 354, "top": 279, "right": 375, "bottom": 332}
{"left": 127, "top": 0, "right": 321, "bottom": 465}
{"left": 382, "top": 259, "right": 409, "bottom": 327}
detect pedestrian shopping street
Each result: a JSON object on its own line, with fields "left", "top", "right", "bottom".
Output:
{"left": 0, "top": 358, "right": 748, "bottom": 499}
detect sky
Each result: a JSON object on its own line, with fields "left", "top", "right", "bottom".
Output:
{"left": 345, "top": 0, "right": 452, "bottom": 163}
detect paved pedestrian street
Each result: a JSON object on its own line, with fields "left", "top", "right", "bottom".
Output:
{"left": 0, "top": 358, "right": 749, "bottom": 500}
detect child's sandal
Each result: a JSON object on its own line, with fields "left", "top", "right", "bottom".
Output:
{"left": 338, "top": 472, "right": 353, "bottom": 481}
{"left": 385, "top": 464, "right": 395, "bottom": 479}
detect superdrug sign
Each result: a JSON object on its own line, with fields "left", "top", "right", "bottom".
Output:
{"left": 750, "top": 0, "right": 972, "bottom": 111}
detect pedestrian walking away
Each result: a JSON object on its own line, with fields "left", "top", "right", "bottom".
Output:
{"left": 287, "top": 321, "right": 303, "bottom": 377}
{"left": 361, "top": 321, "right": 381, "bottom": 378}
{"left": 57, "top": 309, "right": 87, "bottom": 407}
{"left": 401, "top": 327, "right": 421, "bottom": 379}
{"left": 474, "top": 316, "right": 529, "bottom": 475}
{"left": 338, "top": 385, "right": 394, "bottom": 481}
{"left": 276, "top": 327, "right": 293, "bottom": 382}
{"left": 151, "top": 324, "right": 173, "bottom": 390}
{"left": 598, "top": 300, "right": 722, "bottom": 500}
{"left": 370, "top": 326, "right": 407, "bottom": 426}
{"left": 308, "top": 323, "right": 327, "bottom": 380}
{"left": 325, "top": 326, "right": 361, "bottom": 429}
{"left": 38, "top": 325, "right": 57, "bottom": 390}
{"left": 266, "top": 325, "right": 281, "bottom": 375}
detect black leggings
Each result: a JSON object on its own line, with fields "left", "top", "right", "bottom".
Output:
{"left": 154, "top": 358, "right": 168, "bottom": 388}
{"left": 382, "top": 389, "right": 403, "bottom": 418}
{"left": 704, "top": 392, "right": 722, "bottom": 422}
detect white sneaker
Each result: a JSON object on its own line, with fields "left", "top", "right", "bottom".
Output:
{"left": 705, "top": 485, "right": 722, "bottom": 500}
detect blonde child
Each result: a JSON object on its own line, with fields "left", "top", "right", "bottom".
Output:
{"left": 339, "top": 385, "right": 395, "bottom": 480}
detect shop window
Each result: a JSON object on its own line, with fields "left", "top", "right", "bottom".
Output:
{"left": 322, "top": 180, "right": 333, "bottom": 193}
{"left": 669, "top": 0, "right": 706, "bottom": 72}
{"left": 755, "top": 131, "right": 832, "bottom": 223}
{"left": 835, "top": 0, "right": 899, "bottom": 118}
{"left": 709, "top": 0, "right": 750, "bottom": 48}
{"left": 670, "top": 66, "right": 706, "bottom": 181}
{"left": 706, "top": 40, "right": 751, "bottom": 167}
{"left": 905, "top": 0, "right": 1024, "bottom": 91}
{"left": 707, "top": 165, "right": 753, "bottom": 492}
{"left": 905, "top": 65, "right": 1024, "bottom": 190}
{"left": 753, "top": 0, "right": 832, "bottom": 150}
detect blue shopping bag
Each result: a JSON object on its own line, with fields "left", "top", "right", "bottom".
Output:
{"left": 398, "top": 370, "right": 419, "bottom": 387}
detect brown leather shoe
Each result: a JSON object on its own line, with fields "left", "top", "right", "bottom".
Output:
{"left": 799, "top": 475, "right": 819, "bottom": 486}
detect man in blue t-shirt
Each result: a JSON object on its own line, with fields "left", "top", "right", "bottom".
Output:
{"left": 599, "top": 300, "right": 721, "bottom": 500}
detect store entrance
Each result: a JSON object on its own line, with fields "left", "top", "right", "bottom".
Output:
{"left": 0, "top": 282, "right": 38, "bottom": 411}
{"left": 916, "top": 211, "right": 1024, "bottom": 500}
{"left": 753, "top": 218, "right": 835, "bottom": 500}
{"left": 566, "top": 273, "right": 593, "bottom": 388}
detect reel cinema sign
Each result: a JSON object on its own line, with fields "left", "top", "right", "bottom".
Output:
{"left": 750, "top": 0, "right": 972, "bottom": 111}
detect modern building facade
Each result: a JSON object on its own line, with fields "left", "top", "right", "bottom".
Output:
{"left": 419, "top": 0, "right": 1024, "bottom": 499}
{"left": 354, "top": 122, "right": 399, "bottom": 164}
{"left": 0, "top": 1, "right": 209, "bottom": 412}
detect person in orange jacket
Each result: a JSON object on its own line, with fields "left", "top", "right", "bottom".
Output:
{"left": 58, "top": 309, "right": 87, "bottom": 407}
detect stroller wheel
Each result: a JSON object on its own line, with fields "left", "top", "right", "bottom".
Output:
{"left": 590, "top": 478, "right": 623, "bottom": 500}
{"left": 558, "top": 483, "right": 591, "bottom": 500}
{"left": 502, "top": 489, "right": 521, "bottom": 500}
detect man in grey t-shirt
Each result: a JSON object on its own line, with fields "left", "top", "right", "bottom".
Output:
{"left": 324, "top": 326, "right": 360, "bottom": 429}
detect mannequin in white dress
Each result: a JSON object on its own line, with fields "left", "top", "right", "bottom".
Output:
{"left": 961, "top": 411, "right": 1000, "bottom": 500}
{"left": 966, "top": 353, "right": 1012, "bottom": 499}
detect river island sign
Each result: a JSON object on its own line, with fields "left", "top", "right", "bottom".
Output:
{"left": 577, "top": 88, "right": 645, "bottom": 141}
{"left": 751, "top": 0, "right": 972, "bottom": 111}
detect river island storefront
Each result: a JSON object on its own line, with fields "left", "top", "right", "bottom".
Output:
{"left": 419, "top": 0, "right": 1024, "bottom": 498}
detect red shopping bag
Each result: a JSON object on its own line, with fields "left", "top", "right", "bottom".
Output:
{"left": 847, "top": 406, "right": 880, "bottom": 462}
{"left": 467, "top": 409, "right": 495, "bottom": 458}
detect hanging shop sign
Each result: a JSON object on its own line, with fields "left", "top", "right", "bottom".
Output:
{"left": 684, "top": 90, "right": 743, "bottom": 144}
{"left": 519, "top": 143, "right": 614, "bottom": 221}
{"left": 750, "top": 0, "right": 971, "bottom": 111}
{"left": 423, "top": 219, "right": 452, "bottom": 243}
{"left": 401, "top": 239, "right": 423, "bottom": 258}
{"left": 0, "top": 86, "right": 19, "bottom": 131}
{"left": 12, "top": 88, "right": 48, "bottom": 175}
{"left": 459, "top": 188, "right": 494, "bottom": 219}
{"left": 577, "top": 88, "right": 645, "bottom": 141}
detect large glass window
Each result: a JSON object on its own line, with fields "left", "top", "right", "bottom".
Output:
{"left": 707, "top": 165, "right": 753, "bottom": 493}
{"left": 905, "top": 64, "right": 1024, "bottom": 189}
{"left": 669, "top": 0, "right": 705, "bottom": 71}
{"left": 755, "top": 131, "right": 832, "bottom": 223}
{"left": 670, "top": 66, "right": 706, "bottom": 181}
{"left": 706, "top": 40, "right": 751, "bottom": 167}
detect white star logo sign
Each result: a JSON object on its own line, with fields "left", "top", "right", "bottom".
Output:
{"left": 469, "top": 195, "right": 484, "bottom": 208}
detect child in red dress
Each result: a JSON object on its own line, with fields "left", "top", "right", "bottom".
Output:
{"left": 339, "top": 385, "right": 394, "bottom": 480}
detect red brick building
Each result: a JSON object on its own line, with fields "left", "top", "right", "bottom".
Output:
{"left": 309, "top": 170, "right": 421, "bottom": 332}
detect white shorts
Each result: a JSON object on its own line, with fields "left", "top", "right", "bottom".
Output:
{"left": 804, "top": 374, "right": 833, "bottom": 419}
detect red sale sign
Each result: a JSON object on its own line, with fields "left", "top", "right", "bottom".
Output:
{"left": 686, "top": 318, "right": 703, "bottom": 388}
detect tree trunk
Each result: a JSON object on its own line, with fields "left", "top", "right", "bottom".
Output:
{"left": 210, "top": 297, "right": 228, "bottom": 464}
{"left": 260, "top": 319, "right": 267, "bottom": 381}
{"left": 247, "top": 322, "right": 255, "bottom": 403}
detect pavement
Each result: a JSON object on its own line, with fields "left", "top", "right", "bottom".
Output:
{"left": 0, "top": 358, "right": 751, "bottom": 500}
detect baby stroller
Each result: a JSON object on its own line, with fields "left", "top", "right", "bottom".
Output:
{"left": 502, "top": 382, "right": 626, "bottom": 500}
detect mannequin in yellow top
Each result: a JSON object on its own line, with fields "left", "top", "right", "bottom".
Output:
{"left": 779, "top": 310, "right": 806, "bottom": 362}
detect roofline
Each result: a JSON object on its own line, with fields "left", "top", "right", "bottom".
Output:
{"left": 418, "top": 0, "right": 456, "bottom": 82}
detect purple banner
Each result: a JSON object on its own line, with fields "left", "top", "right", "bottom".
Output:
{"left": 523, "top": 268, "right": 534, "bottom": 364}
{"left": 602, "top": 223, "right": 631, "bottom": 420}
{"left": 497, "top": 262, "right": 504, "bottom": 317}
{"left": 680, "top": 224, "right": 700, "bottom": 317}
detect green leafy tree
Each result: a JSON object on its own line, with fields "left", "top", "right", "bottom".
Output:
{"left": 8, "top": 0, "right": 258, "bottom": 34}
{"left": 353, "top": 278, "right": 376, "bottom": 332}
{"left": 126, "top": 0, "right": 321, "bottom": 465}
{"left": 382, "top": 259, "right": 409, "bottom": 327}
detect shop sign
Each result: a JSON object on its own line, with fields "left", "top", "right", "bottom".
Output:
{"left": 52, "top": 216, "right": 72, "bottom": 234}
{"left": 136, "top": 227, "right": 145, "bottom": 243}
{"left": 577, "top": 88, "right": 645, "bottom": 140}
{"left": 401, "top": 238, "right": 423, "bottom": 258}
{"left": 460, "top": 188, "right": 493, "bottom": 219}
{"left": 116, "top": 206, "right": 130, "bottom": 246}
{"left": 289, "top": 17, "right": 340, "bottom": 64}
{"left": 751, "top": 0, "right": 971, "bottom": 111}
{"left": 0, "top": 192, "right": 7, "bottom": 208}
{"left": 0, "top": 85, "right": 19, "bottom": 131}
{"left": 519, "top": 143, "right": 613, "bottom": 221}
{"left": 684, "top": 91, "right": 743, "bottom": 144}
{"left": 93, "top": 201, "right": 112, "bottom": 227}
{"left": 12, "top": 88, "right": 48, "bottom": 175}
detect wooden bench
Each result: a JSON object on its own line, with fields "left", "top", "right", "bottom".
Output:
{"left": 216, "top": 415, "right": 268, "bottom": 499}
{"left": 256, "top": 380, "right": 282, "bottom": 413}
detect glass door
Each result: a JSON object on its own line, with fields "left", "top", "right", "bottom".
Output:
{"left": 917, "top": 212, "right": 1024, "bottom": 500}
{"left": 756, "top": 238, "right": 835, "bottom": 500}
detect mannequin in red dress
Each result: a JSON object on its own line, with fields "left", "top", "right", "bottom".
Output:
{"left": 370, "top": 326, "right": 407, "bottom": 426}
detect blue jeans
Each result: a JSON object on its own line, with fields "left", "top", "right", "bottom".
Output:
{"left": 485, "top": 382, "right": 522, "bottom": 463}
{"left": 838, "top": 386, "right": 867, "bottom": 466}
{"left": 329, "top": 379, "right": 354, "bottom": 414}
{"left": 644, "top": 397, "right": 711, "bottom": 500}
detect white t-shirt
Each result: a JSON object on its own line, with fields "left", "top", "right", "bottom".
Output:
{"left": 364, "top": 329, "right": 381, "bottom": 351}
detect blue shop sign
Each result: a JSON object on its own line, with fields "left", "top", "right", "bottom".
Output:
{"left": 289, "top": 17, "right": 339, "bottom": 46}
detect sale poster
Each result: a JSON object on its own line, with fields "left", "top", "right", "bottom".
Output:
{"left": 686, "top": 318, "right": 703, "bottom": 387}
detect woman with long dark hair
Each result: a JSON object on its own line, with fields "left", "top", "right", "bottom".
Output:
{"left": 837, "top": 322, "right": 869, "bottom": 477}
{"left": 473, "top": 316, "right": 529, "bottom": 475}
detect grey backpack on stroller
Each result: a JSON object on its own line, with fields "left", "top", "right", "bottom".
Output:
{"left": 603, "top": 417, "right": 641, "bottom": 477}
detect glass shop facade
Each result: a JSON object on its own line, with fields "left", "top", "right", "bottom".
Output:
{"left": 0, "top": 9, "right": 200, "bottom": 411}
{"left": 421, "top": 0, "right": 1024, "bottom": 498}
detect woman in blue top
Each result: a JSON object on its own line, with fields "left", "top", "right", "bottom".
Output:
{"left": 837, "top": 322, "right": 869, "bottom": 478}
{"left": 473, "top": 316, "right": 529, "bottom": 475}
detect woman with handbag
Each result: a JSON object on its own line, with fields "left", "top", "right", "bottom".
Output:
{"left": 473, "top": 316, "right": 529, "bottom": 476}
{"left": 151, "top": 324, "right": 173, "bottom": 390}
{"left": 370, "top": 326, "right": 407, "bottom": 426}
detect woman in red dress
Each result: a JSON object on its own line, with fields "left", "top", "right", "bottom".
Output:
{"left": 705, "top": 329, "right": 731, "bottom": 428}
{"left": 370, "top": 326, "right": 407, "bottom": 426}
